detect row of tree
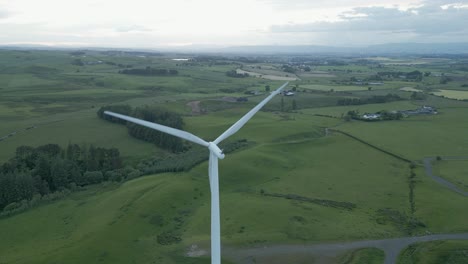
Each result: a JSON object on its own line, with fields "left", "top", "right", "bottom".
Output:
{"left": 0, "top": 143, "right": 122, "bottom": 211}
{"left": 371, "top": 70, "right": 423, "bottom": 81}
{"left": 226, "top": 70, "right": 249, "bottom": 78}
{"left": 337, "top": 94, "right": 402, "bottom": 106}
{"left": 97, "top": 105, "right": 185, "bottom": 152}
{"left": 119, "top": 67, "right": 178, "bottom": 76}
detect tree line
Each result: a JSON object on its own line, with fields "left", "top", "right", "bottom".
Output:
{"left": 370, "top": 70, "right": 423, "bottom": 81}
{"left": 97, "top": 105, "right": 185, "bottom": 152}
{"left": 119, "top": 66, "right": 178, "bottom": 76}
{"left": 0, "top": 137, "right": 252, "bottom": 216}
{"left": 337, "top": 94, "right": 402, "bottom": 106}
{"left": 0, "top": 143, "right": 122, "bottom": 212}
{"left": 226, "top": 70, "right": 249, "bottom": 78}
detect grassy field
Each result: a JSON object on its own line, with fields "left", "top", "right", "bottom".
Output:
{"left": 1, "top": 50, "right": 468, "bottom": 263}
{"left": 0, "top": 131, "right": 412, "bottom": 263}
{"left": 339, "top": 248, "right": 384, "bottom": 264}
{"left": 300, "top": 100, "right": 417, "bottom": 118}
{"left": 0, "top": 108, "right": 162, "bottom": 163}
{"left": 0, "top": 174, "right": 214, "bottom": 264}
{"left": 335, "top": 106, "right": 468, "bottom": 160}
{"left": 433, "top": 160, "right": 468, "bottom": 192}
{"left": 398, "top": 240, "right": 468, "bottom": 264}
{"left": 412, "top": 166, "right": 468, "bottom": 234}
{"left": 433, "top": 90, "right": 468, "bottom": 100}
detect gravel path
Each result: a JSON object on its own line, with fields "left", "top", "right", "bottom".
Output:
{"left": 223, "top": 233, "right": 468, "bottom": 264}
{"left": 423, "top": 156, "right": 468, "bottom": 196}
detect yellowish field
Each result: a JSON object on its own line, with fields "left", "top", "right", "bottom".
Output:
{"left": 236, "top": 69, "right": 298, "bottom": 81}
{"left": 400, "top": 87, "right": 423, "bottom": 92}
{"left": 433, "top": 90, "right": 468, "bottom": 100}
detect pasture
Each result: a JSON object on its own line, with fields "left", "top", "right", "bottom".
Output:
{"left": 433, "top": 89, "right": 468, "bottom": 100}
{"left": 433, "top": 160, "right": 468, "bottom": 192}
{"left": 1, "top": 50, "right": 468, "bottom": 263}
{"left": 398, "top": 240, "right": 468, "bottom": 264}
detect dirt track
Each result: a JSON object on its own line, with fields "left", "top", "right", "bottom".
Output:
{"left": 222, "top": 233, "right": 468, "bottom": 264}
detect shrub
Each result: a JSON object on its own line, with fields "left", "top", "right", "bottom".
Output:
{"left": 84, "top": 171, "right": 104, "bottom": 184}
{"left": 157, "top": 232, "right": 182, "bottom": 245}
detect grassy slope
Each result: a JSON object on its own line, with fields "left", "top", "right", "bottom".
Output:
{"left": 334, "top": 106, "right": 468, "bottom": 160}
{"left": 433, "top": 160, "right": 468, "bottom": 192}
{"left": 339, "top": 248, "right": 385, "bottom": 264}
{"left": 0, "top": 117, "right": 413, "bottom": 263}
{"left": 0, "top": 108, "right": 161, "bottom": 163}
{"left": 0, "top": 174, "right": 206, "bottom": 264}
{"left": 1, "top": 51, "right": 468, "bottom": 263}
{"left": 398, "top": 240, "right": 468, "bottom": 264}
{"left": 413, "top": 166, "right": 468, "bottom": 234}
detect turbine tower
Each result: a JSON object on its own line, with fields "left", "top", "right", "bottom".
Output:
{"left": 104, "top": 82, "right": 288, "bottom": 264}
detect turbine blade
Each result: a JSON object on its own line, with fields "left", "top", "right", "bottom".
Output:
{"left": 214, "top": 82, "right": 288, "bottom": 144}
{"left": 209, "top": 152, "right": 221, "bottom": 264}
{"left": 104, "top": 111, "right": 209, "bottom": 147}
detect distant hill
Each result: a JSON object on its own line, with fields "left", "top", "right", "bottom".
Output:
{"left": 365, "top": 43, "right": 468, "bottom": 54}
{"left": 221, "top": 43, "right": 468, "bottom": 55}
{"left": 1, "top": 42, "right": 468, "bottom": 55}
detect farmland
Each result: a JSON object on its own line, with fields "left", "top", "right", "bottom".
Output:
{"left": 0, "top": 50, "right": 468, "bottom": 263}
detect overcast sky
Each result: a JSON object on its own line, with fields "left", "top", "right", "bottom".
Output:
{"left": 0, "top": 0, "right": 467, "bottom": 48}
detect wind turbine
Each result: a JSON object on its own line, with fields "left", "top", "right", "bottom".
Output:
{"left": 104, "top": 82, "right": 288, "bottom": 264}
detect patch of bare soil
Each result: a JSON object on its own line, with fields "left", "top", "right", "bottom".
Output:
{"left": 186, "top": 244, "right": 208, "bottom": 257}
{"left": 187, "top": 101, "right": 201, "bottom": 115}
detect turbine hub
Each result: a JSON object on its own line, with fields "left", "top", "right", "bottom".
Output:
{"left": 208, "top": 142, "right": 225, "bottom": 159}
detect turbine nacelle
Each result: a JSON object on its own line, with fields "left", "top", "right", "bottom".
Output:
{"left": 208, "top": 142, "right": 225, "bottom": 159}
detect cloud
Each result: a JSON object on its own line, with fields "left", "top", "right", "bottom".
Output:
{"left": 0, "top": 9, "right": 10, "bottom": 19}
{"left": 260, "top": 0, "right": 424, "bottom": 10}
{"left": 115, "top": 25, "right": 152, "bottom": 33}
{"left": 270, "top": 1, "right": 468, "bottom": 37}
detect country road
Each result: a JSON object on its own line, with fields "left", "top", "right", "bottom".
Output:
{"left": 423, "top": 156, "right": 468, "bottom": 196}
{"left": 222, "top": 233, "right": 468, "bottom": 264}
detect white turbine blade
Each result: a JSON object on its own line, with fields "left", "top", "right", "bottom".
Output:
{"left": 214, "top": 82, "right": 288, "bottom": 144}
{"left": 104, "top": 111, "right": 209, "bottom": 147}
{"left": 209, "top": 152, "right": 221, "bottom": 264}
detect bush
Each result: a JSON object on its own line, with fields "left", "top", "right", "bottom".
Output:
{"left": 84, "top": 171, "right": 104, "bottom": 184}
{"left": 1, "top": 200, "right": 30, "bottom": 217}
{"left": 157, "top": 232, "right": 182, "bottom": 245}
{"left": 3, "top": 201, "right": 21, "bottom": 212}
{"left": 106, "top": 170, "right": 124, "bottom": 182}
{"left": 127, "top": 169, "right": 141, "bottom": 180}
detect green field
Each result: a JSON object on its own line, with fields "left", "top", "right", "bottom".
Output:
{"left": 433, "top": 160, "right": 468, "bottom": 192}
{"left": 1, "top": 50, "right": 468, "bottom": 263}
{"left": 398, "top": 240, "right": 468, "bottom": 264}
{"left": 0, "top": 132, "right": 411, "bottom": 263}
{"left": 335, "top": 107, "right": 468, "bottom": 160}
{"left": 339, "top": 248, "right": 384, "bottom": 264}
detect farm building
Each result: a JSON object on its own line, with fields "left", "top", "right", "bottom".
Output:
{"left": 400, "top": 106, "right": 437, "bottom": 115}
{"left": 362, "top": 114, "right": 381, "bottom": 120}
